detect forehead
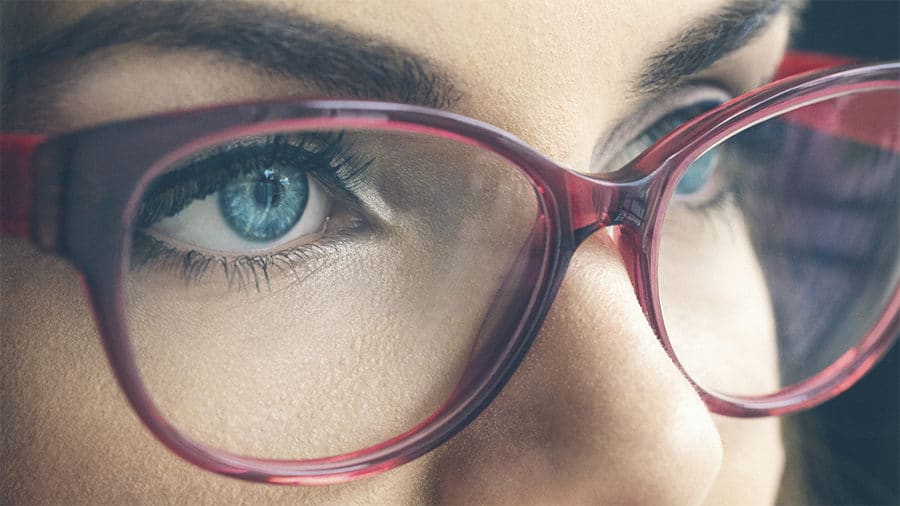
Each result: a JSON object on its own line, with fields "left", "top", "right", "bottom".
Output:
{"left": 276, "top": 0, "right": 725, "bottom": 92}
{"left": 17, "top": 0, "right": 732, "bottom": 94}
{"left": 277, "top": 0, "right": 727, "bottom": 128}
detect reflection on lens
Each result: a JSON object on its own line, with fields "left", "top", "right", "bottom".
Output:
{"left": 124, "top": 127, "right": 542, "bottom": 459}
{"left": 658, "top": 88, "right": 900, "bottom": 398}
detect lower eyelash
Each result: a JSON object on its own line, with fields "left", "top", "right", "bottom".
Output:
{"left": 129, "top": 225, "right": 362, "bottom": 293}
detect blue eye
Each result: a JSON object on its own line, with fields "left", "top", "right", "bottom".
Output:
{"left": 218, "top": 164, "right": 309, "bottom": 242}
{"left": 675, "top": 147, "right": 720, "bottom": 196}
{"left": 609, "top": 100, "right": 723, "bottom": 197}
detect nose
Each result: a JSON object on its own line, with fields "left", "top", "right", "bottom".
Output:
{"left": 433, "top": 230, "right": 724, "bottom": 504}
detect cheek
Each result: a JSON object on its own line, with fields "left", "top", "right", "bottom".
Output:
{"left": 126, "top": 241, "right": 481, "bottom": 460}
{"left": 0, "top": 239, "right": 432, "bottom": 504}
{"left": 706, "top": 414, "right": 784, "bottom": 505}
{"left": 657, "top": 205, "right": 786, "bottom": 504}
{"left": 658, "top": 203, "right": 780, "bottom": 396}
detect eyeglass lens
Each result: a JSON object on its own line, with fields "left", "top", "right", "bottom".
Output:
{"left": 658, "top": 88, "right": 899, "bottom": 396}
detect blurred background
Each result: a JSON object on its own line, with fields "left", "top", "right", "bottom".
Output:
{"left": 781, "top": 2, "right": 899, "bottom": 504}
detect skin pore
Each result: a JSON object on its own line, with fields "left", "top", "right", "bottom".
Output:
{"left": 2, "top": 0, "right": 795, "bottom": 504}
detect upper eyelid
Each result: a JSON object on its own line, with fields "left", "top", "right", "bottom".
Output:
{"left": 635, "top": 0, "right": 788, "bottom": 95}
{"left": 135, "top": 135, "right": 340, "bottom": 226}
{"left": 590, "top": 81, "right": 733, "bottom": 173}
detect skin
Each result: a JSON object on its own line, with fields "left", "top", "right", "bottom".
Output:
{"left": 1, "top": 0, "right": 794, "bottom": 504}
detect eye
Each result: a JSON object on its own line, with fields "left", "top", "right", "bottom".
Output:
{"left": 597, "top": 86, "right": 732, "bottom": 207}
{"left": 613, "top": 100, "right": 725, "bottom": 195}
{"left": 133, "top": 133, "right": 363, "bottom": 257}
{"left": 149, "top": 166, "right": 332, "bottom": 253}
{"left": 671, "top": 142, "right": 725, "bottom": 206}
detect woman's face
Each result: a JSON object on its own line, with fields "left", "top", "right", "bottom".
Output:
{"left": 2, "top": 0, "right": 793, "bottom": 503}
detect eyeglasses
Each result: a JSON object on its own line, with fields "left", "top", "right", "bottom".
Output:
{"left": 1, "top": 59, "right": 898, "bottom": 484}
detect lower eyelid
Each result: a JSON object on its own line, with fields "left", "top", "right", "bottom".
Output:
{"left": 129, "top": 226, "right": 365, "bottom": 293}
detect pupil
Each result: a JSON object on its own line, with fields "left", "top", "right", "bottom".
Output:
{"left": 254, "top": 172, "right": 283, "bottom": 207}
{"left": 218, "top": 164, "right": 309, "bottom": 242}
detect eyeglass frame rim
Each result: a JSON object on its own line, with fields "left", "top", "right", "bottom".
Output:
{"left": 0, "top": 60, "right": 897, "bottom": 485}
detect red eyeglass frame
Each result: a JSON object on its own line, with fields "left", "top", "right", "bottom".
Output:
{"left": 1, "top": 55, "right": 898, "bottom": 484}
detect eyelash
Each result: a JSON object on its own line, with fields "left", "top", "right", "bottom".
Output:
{"left": 135, "top": 132, "right": 367, "bottom": 227}
{"left": 130, "top": 132, "right": 371, "bottom": 292}
{"left": 130, "top": 227, "right": 363, "bottom": 292}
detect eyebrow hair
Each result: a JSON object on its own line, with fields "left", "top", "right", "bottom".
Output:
{"left": 637, "top": 0, "right": 793, "bottom": 95}
{"left": 2, "top": 1, "right": 459, "bottom": 110}
{"left": 3, "top": 0, "right": 793, "bottom": 116}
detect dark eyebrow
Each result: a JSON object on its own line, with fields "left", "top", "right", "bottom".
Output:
{"left": 637, "top": 0, "right": 795, "bottom": 95}
{"left": 2, "top": 1, "right": 458, "bottom": 110}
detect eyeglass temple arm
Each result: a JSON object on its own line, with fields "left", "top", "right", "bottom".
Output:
{"left": 775, "top": 51, "right": 857, "bottom": 79}
{"left": 1, "top": 134, "right": 45, "bottom": 239}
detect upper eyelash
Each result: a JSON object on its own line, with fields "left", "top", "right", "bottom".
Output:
{"left": 129, "top": 131, "right": 375, "bottom": 293}
{"left": 134, "top": 131, "right": 364, "bottom": 228}
{"left": 592, "top": 82, "right": 733, "bottom": 173}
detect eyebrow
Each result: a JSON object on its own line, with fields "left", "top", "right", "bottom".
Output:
{"left": 637, "top": 0, "right": 793, "bottom": 95}
{"left": 2, "top": 1, "right": 459, "bottom": 110}
{"left": 4, "top": 0, "right": 790, "bottom": 114}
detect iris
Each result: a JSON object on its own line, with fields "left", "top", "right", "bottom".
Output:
{"left": 641, "top": 101, "right": 723, "bottom": 197}
{"left": 218, "top": 164, "right": 309, "bottom": 242}
{"left": 676, "top": 147, "right": 719, "bottom": 195}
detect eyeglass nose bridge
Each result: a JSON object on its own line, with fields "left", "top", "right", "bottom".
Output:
{"left": 560, "top": 160, "right": 669, "bottom": 248}
{"left": 541, "top": 158, "right": 675, "bottom": 313}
